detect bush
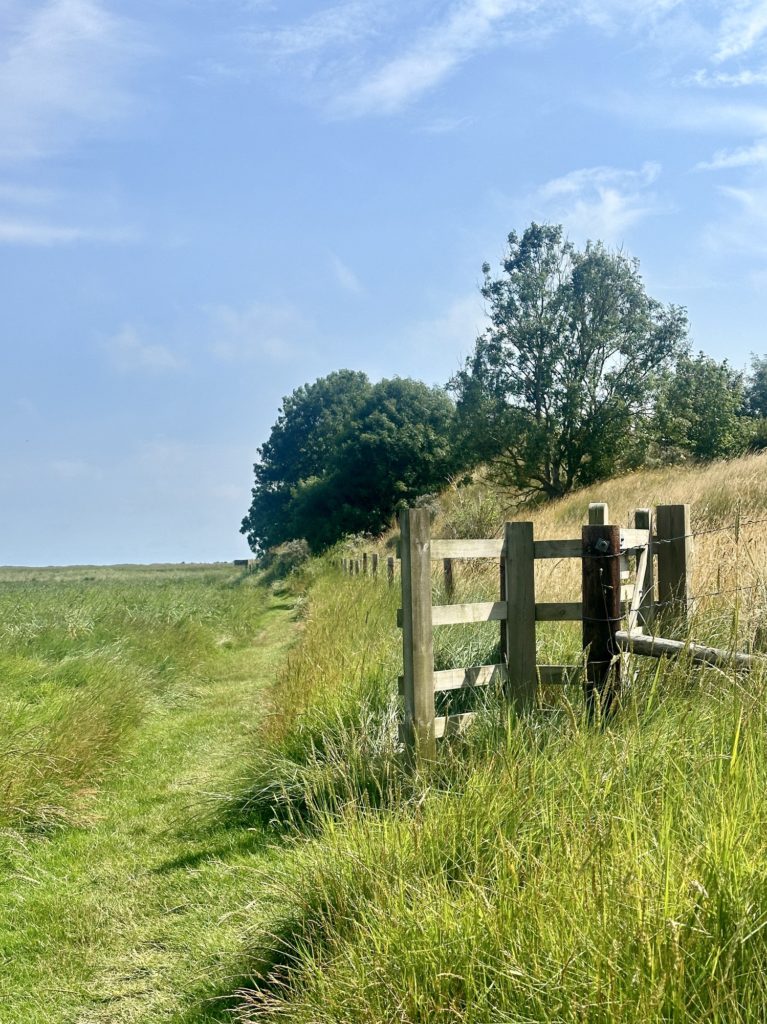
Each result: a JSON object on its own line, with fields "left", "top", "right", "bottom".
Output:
{"left": 260, "top": 539, "right": 311, "bottom": 581}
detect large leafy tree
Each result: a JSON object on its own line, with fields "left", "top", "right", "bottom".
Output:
{"left": 293, "top": 378, "right": 458, "bottom": 549}
{"left": 451, "top": 223, "right": 688, "bottom": 498}
{"left": 240, "top": 370, "right": 372, "bottom": 552}
{"left": 241, "top": 374, "right": 457, "bottom": 553}
{"left": 653, "top": 352, "right": 751, "bottom": 460}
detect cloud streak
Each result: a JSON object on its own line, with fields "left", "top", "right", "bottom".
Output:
{"left": 530, "top": 162, "right": 664, "bottom": 244}
{"left": 0, "top": 0, "right": 143, "bottom": 162}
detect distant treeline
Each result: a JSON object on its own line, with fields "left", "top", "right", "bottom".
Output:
{"left": 241, "top": 223, "right": 767, "bottom": 555}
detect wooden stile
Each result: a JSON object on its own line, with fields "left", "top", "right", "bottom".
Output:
{"left": 400, "top": 509, "right": 435, "bottom": 761}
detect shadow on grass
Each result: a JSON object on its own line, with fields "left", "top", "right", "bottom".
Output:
{"left": 172, "top": 914, "right": 312, "bottom": 1024}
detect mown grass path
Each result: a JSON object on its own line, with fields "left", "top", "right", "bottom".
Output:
{"left": 0, "top": 594, "right": 296, "bottom": 1024}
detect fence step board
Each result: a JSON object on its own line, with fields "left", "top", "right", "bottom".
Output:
{"left": 430, "top": 539, "right": 503, "bottom": 559}
{"left": 538, "top": 664, "right": 583, "bottom": 684}
{"left": 533, "top": 539, "right": 582, "bottom": 559}
{"left": 435, "top": 712, "right": 477, "bottom": 739}
{"left": 535, "top": 601, "right": 582, "bottom": 621}
{"left": 435, "top": 662, "right": 507, "bottom": 692}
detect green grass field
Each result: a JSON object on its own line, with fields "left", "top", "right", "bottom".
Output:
{"left": 4, "top": 453, "right": 767, "bottom": 1023}
{"left": 0, "top": 563, "right": 296, "bottom": 1022}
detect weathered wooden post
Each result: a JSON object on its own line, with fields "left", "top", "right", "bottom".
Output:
{"left": 371, "top": 553, "right": 379, "bottom": 576}
{"left": 655, "top": 504, "right": 692, "bottom": 628}
{"left": 582, "top": 522, "right": 622, "bottom": 721}
{"left": 504, "top": 522, "right": 537, "bottom": 713}
{"left": 387, "top": 556, "right": 395, "bottom": 585}
{"left": 400, "top": 508, "right": 435, "bottom": 761}
{"left": 354, "top": 559, "right": 360, "bottom": 576}
{"left": 633, "top": 508, "right": 655, "bottom": 631}
{"left": 362, "top": 552, "right": 368, "bottom": 575}
{"left": 443, "top": 557, "right": 454, "bottom": 601}
{"left": 589, "top": 502, "right": 609, "bottom": 526}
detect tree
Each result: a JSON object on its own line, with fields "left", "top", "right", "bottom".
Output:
{"left": 241, "top": 373, "right": 458, "bottom": 553}
{"left": 240, "top": 370, "right": 372, "bottom": 553}
{"left": 450, "top": 223, "right": 688, "bottom": 498}
{"left": 287, "top": 378, "right": 458, "bottom": 550}
{"left": 746, "top": 354, "right": 767, "bottom": 418}
{"left": 653, "top": 352, "right": 750, "bottom": 460}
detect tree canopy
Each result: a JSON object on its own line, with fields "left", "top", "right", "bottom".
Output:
{"left": 653, "top": 352, "right": 750, "bottom": 461}
{"left": 241, "top": 373, "right": 457, "bottom": 553}
{"left": 450, "top": 223, "right": 689, "bottom": 498}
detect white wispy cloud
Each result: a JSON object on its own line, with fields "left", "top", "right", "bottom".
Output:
{"left": 0, "top": 0, "right": 143, "bottom": 162}
{"left": 531, "top": 162, "right": 664, "bottom": 243}
{"left": 245, "top": 0, "right": 706, "bottom": 118}
{"left": 0, "top": 218, "right": 137, "bottom": 245}
{"left": 248, "top": 1, "right": 383, "bottom": 59}
{"left": 696, "top": 139, "right": 767, "bottom": 170}
{"left": 714, "top": 0, "right": 767, "bottom": 62}
{"left": 331, "top": 0, "right": 531, "bottom": 117}
{"left": 688, "top": 67, "right": 767, "bottom": 87}
{"left": 105, "top": 325, "right": 185, "bottom": 373}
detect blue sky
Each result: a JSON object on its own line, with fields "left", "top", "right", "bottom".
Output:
{"left": 3, "top": 0, "right": 767, "bottom": 565}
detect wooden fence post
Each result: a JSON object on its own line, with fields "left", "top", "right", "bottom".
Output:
{"left": 354, "top": 559, "right": 360, "bottom": 576}
{"left": 504, "top": 522, "right": 537, "bottom": 713}
{"left": 387, "top": 556, "right": 395, "bottom": 585}
{"left": 443, "top": 557, "right": 454, "bottom": 601}
{"left": 362, "top": 553, "right": 368, "bottom": 575}
{"left": 633, "top": 508, "right": 655, "bottom": 631}
{"left": 371, "top": 553, "right": 379, "bottom": 576}
{"left": 655, "top": 504, "right": 692, "bottom": 628}
{"left": 400, "top": 508, "right": 436, "bottom": 761}
{"left": 589, "top": 502, "right": 609, "bottom": 526}
{"left": 582, "top": 524, "right": 622, "bottom": 721}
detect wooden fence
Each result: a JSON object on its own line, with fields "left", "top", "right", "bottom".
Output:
{"left": 339, "top": 501, "right": 764, "bottom": 761}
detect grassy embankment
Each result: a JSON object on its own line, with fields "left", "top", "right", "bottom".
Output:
{"left": 0, "top": 563, "right": 297, "bottom": 1022}
{"left": 225, "top": 453, "right": 767, "bottom": 1023}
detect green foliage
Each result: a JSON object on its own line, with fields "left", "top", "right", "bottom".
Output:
{"left": 241, "top": 370, "right": 373, "bottom": 552}
{"left": 451, "top": 223, "right": 688, "bottom": 498}
{"left": 654, "top": 351, "right": 751, "bottom": 461}
{"left": 746, "top": 354, "right": 767, "bottom": 418}
{"left": 242, "top": 375, "right": 458, "bottom": 553}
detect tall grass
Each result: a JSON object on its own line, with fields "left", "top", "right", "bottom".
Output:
{"left": 239, "top": 664, "right": 767, "bottom": 1023}
{"left": 228, "top": 451, "right": 767, "bottom": 1022}
{"left": 0, "top": 564, "right": 266, "bottom": 832}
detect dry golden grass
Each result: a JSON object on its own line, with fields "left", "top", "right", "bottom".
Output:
{"left": 375, "top": 451, "right": 767, "bottom": 651}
